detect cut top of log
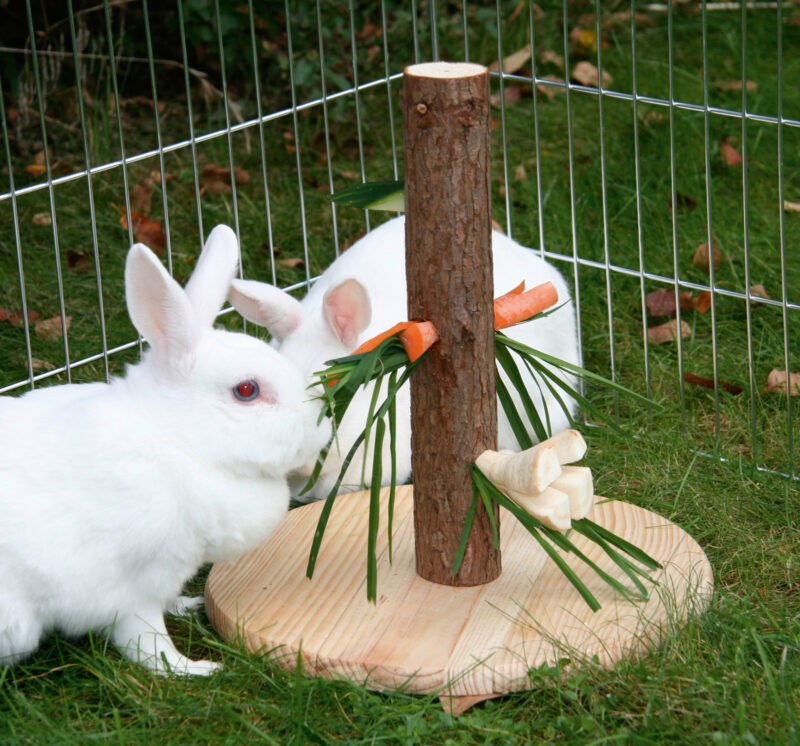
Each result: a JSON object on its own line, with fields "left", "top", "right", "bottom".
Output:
{"left": 406, "top": 61, "right": 487, "bottom": 79}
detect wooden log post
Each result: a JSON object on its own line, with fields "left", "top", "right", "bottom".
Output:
{"left": 403, "top": 62, "right": 500, "bottom": 586}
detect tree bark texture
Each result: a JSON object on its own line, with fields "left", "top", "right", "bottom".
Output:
{"left": 403, "top": 62, "right": 500, "bottom": 586}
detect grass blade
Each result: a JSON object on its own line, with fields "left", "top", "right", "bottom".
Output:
{"left": 574, "top": 518, "right": 663, "bottom": 571}
{"left": 367, "top": 418, "right": 386, "bottom": 602}
{"left": 495, "top": 370, "right": 534, "bottom": 450}
{"left": 387, "top": 371, "right": 398, "bottom": 564}
{"left": 329, "top": 179, "right": 405, "bottom": 211}
{"left": 452, "top": 477, "right": 481, "bottom": 578}
{"left": 495, "top": 340, "right": 549, "bottom": 442}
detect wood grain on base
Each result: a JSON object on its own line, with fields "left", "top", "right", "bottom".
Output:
{"left": 205, "top": 486, "right": 712, "bottom": 698}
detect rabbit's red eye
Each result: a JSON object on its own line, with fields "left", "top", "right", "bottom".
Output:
{"left": 233, "top": 380, "right": 259, "bottom": 402}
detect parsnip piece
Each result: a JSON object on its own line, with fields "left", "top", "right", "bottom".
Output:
{"left": 504, "top": 485, "right": 572, "bottom": 531}
{"left": 476, "top": 443, "right": 562, "bottom": 495}
{"left": 550, "top": 465, "right": 594, "bottom": 519}
{"left": 548, "top": 429, "right": 588, "bottom": 465}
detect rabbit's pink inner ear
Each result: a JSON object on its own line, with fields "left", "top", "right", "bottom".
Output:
{"left": 322, "top": 278, "right": 371, "bottom": 350}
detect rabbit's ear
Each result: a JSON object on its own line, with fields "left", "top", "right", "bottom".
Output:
{"left": 126, "top": 243, "right": 198, "bottom": 362}
{"left": 184, "top": 224, "right": 240, "bottom": 328}
{"left": 322, "top": 278, "right": 371, "bottom": 350}
{"left": 228, "top": 278, "right": 304, "bottom": 342}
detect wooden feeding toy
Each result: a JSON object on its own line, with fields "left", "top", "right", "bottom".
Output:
{"left": 205, "top": 62, "right": 712, "bottom": 715}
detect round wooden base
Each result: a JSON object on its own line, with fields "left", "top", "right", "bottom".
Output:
{"left": 205, "top": 487, "right": 712, "bottom": 714}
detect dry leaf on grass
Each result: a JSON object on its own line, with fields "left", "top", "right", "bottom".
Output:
{"left": 765, "top": 369, "right": 800, "bottom": 396}
{"left": 645, "top": 288, "right": 677, "bottom": 318}
{"left": 647, "top": 319, "right": 691, "bottom": 344}
{"left": 35, "top": 315, "right": 71, "bottom": 341}
{"left": 32, "top": 212, "right": 52, "bottom": 226}
{"left": 693, "top": 242, "right": 723, "bottom": 272}
{"left": 131, "top": 182, "right": 154, "bottom": 214}
{"left": 720, "top": 137, "right": 743, "bottom": 166}
{"left": 685, "top": 372, "right": 744, "bottom": 396}
{"left": 513, "top": 164, "right": 527, "bottom": 182}
{"left": 25, "top": 357, "right": 55, "bottom": 372}
{"left": 277, "top": 257, "right": 304, "bottom": 269}
{"left": 538, "top": 49, "right": 563, "bottom": 68}
{"left": 489, "top": 44, "right": 531, "bottom": 74}
{"left": 783, "top": 200, "right": 800, "bottom": 213}
{"left": 696, "top": 290, "right": 712, "bottom": 314}
{"left": 536, "top": 74, "right": 564, "bottom": 99}
{"left": 490, "top": 85, "right": 523, "bottom": 108}
{"left": 749, "top": 284, "right": 770, "bottom": 303}
{"left": 0, "top": 308, "right": 42, "bottom": 327}
{"left": 717, "top": 80, "right": 758, "bottom": 92}
{"left": 569, "top": 27, "right": 599, "bottom": 53}
{"left": 120, "top": 210, "right": 166, "bottom": 255}
{"left": 571, "top": 60, "right": 613, "bottom": 88}
{"left": 669, "top": 192, "right": 698, "bottom": 212}
{"left": 67, "top": 250, "right": 91, "bottom": 273}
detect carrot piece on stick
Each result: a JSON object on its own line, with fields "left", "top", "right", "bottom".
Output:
{"left": 399, "top": 320, "right": 439, "bottom": 362}
{"left": 349, "top": 321, "right": 413, "bottom": 357}
{"left": 493, "top": 280, "right": 558, "bottom": 331}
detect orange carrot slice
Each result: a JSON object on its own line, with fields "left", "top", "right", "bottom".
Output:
{"left": 349, "top": 321, "right": 413, "bottom": 357}
{"left": 399, "top": 320, "right": 439, "bottom": 362}
{"left": 493, "top": 280, "right": 558, "bottom": 330}
{"left": 495, "top": 280, "right": 526, "bottom": 303}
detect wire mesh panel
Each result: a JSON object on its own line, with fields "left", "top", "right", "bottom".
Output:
{"left": 0, "top": 1, "right": 796, "bottom": 479}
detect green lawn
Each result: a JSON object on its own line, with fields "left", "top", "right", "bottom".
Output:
{"left": 0, "top": 2, "right": 798, "bottom": 743}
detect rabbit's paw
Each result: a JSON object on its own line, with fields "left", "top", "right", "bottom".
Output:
{"left": 166, "top": 595, "right": 205, "bottom": 617}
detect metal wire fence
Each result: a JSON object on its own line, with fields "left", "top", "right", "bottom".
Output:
{"left": 0, "top": 1, "right": 797, "bottom": 478}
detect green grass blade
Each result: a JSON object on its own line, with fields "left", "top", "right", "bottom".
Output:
{"left": 452, "top": 475, "right": 481, "bottom": 578}
{"left": 495, "top": 369, "right": 534, "bottom": 450}
{"left": 497, "top": 334, "right": 660, "bottom": 408}
{"left": 387, "top": 371, "right": 398, "bottom": 564}
{"left": 367, "top": 418, "right": 386, "bottom": 603}
{"left": 574, "top": 518, "right": 663, "bottom": 570}
{"left": 495, "top": 339, "right": 549, "bottom": 442}
{"left": 329, "top": 180, "right": 405, "bottom": 211}
{"left": 471, "top": 469, "right": 602, "bottom": 611}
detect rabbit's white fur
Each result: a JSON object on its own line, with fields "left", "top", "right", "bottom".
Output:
{"left": 229, "top": 215, "right": 581, "bottom": 501}
{"left": 0, "top": 225, "right": 330, "bottom": 674}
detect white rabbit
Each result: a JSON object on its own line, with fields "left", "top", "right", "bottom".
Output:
{"left": 229, "top": 215, "right": 581, "bottom": 502}
{"left": 0, "top": 225, "right": 331, "bottom": 675}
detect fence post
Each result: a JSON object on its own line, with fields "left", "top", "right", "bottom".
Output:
{"left": 403, "top": 62, "right": 501, "bottom": 586}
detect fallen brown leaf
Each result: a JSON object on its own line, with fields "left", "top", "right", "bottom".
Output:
{"left": 24, "top": 164, "right": 47, "bottom": 177}
{"left": 130, "top": 181, "right": 154, "bottom": 214}
{"left": 513, "top": 164, "right": 527, "bottom": 182}
{"left": 24, "top": 357, "right": 55, "bottom": 372}
{"left": 670, "top": 192, "right": 698, "bottom": 212}
{"left": 538, "top": 49, "right": 563, "bottom": 68}
{"left": 35, "top": 315, "right": 71, "bottom": 341}
{"left": 67, "top": 250, "right": 91, "bottom": 273}
{"left": 749, "top": 284, "right": 770, "bottom": 303}
{"left": 32, "top": 211, "right": 52, "bottom": 226}
{"left": 783, "top": 199, "right": 800, "bottom": 213}
{"left": 536, "top": 74, "right": 563, "bottom": 99}
{"left": 645, "top": 288, "right": 677, "bottom": 318}
{"left": 0, "top": 308, "right": 42, "bottom": 327}
{"left": 684, "top": 372, "right": 744, "bottom": 396}
{"left": 720, "top": 137, "right": 743, "bottom": 166}
{"left": 680, "top": 291, "right": 696, "bottom": 310}
{"left": 717, "top": 79, "right": 758, "bottom": 92}
{"left": 490, "top": 85, "right": 523, "bottom": 108}
{"left": 647, "top": 319, "right": 691, "bottom": 344}
{"left": 489, "top": 44, "right": 531, "bottom": 75}
{"left": 696, "top": 290, "right": 712, "bottom": 314}
{"left": 277, "top": 257, "right": 304, "bottom": 269}
{"left": 569, "top": 27, "right": 598, "bottom": 53}
{"left": 693, "top": 242, "right": 723, "bottom": 272}
{"left": 765, "top": 369, "right": 800, "bottom": 396}
{"left": 571, "top": 60, "right": 612, "bottom": 88}
{"left": 120, "top": 210, "right": 166, "bottom": 255}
